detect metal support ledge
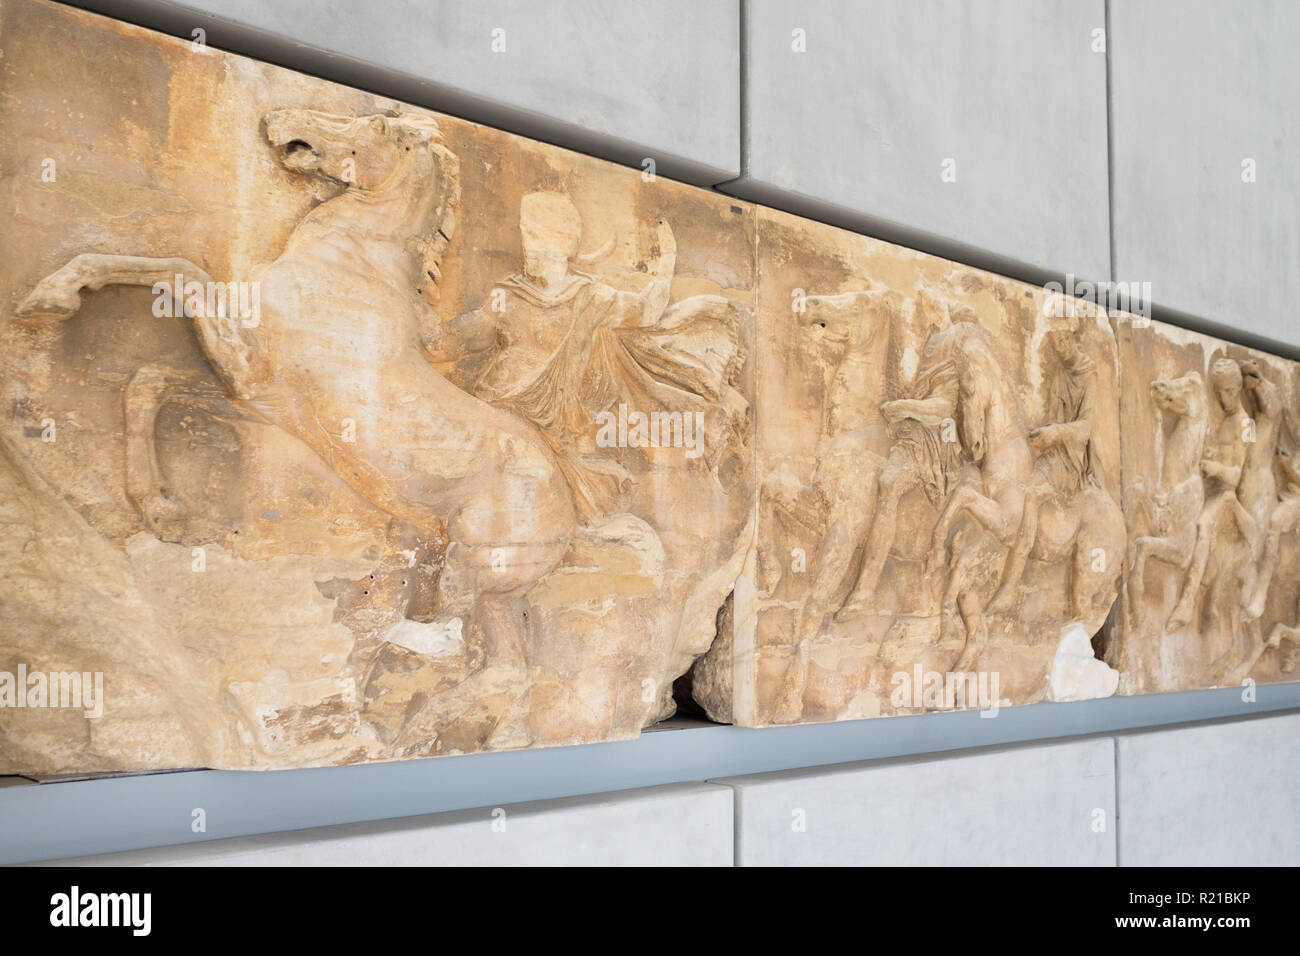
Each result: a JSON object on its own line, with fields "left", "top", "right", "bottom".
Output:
{"left": 3, "top": 686, "right": 1298, "bottom": 864}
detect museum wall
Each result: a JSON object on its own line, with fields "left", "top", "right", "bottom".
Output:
{"left": 1, "top": 0, "right": 1297, "bottom": 864}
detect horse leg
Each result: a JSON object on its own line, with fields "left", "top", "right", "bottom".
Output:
{"left": 940, "top": 530, "right": 975, "bottom": 616}
{"left": 806, "top": 464, "right": 876, "bottom": 608}
{"left": 927, "top": 483, "right": 974, "bottom": 575}
{"left": 1166, "top": 502, "right": 1220, "bottom": 634}
{"left": 1268, "top": 616, "right": 1300, "bottom": 673}
{"left": 1069, "top": 516, "right": 1099, "bottom": 622}
{"left": 989, "top": 482, "right": 1046, "bottom": 613}
{"left": 21, "top": 254, "right": 215, "bottom": 318}
{"left": 124, "top": 365, "right": 201, "bottom": 537}
{"left": 769, "top": 638, "right": 809, "bottom": 725}
{"left": 380, "top": 518, "right": 445, "bottom": 625}
{"left": 1127, "top": 533, "right": 1153, "bottom": 630}
{"left": 1213, "top": 609, "right": 1269, "bottom": 685}
{"left": 1128, "top": 531, "right": 1184, "bottom": 626}
{"left": 19, "top": 253, "right": 270, "bottom": 401}
{"left": 931, "top": 482, "right": 1024, "bottom": 588}
{"left": 1246, "top": 499, "right": 1298, "bottom": 619}
{"left": 950, "top": 542, "right": 989, "bottom": 672}
{"left": 835, "top": 459, "right": 918, "bottom": 620}
{"left": 419, "top": 439, "right": 577, "bottom": 667}
{"left": 803, "top": 514, "right": 858, "bottom": 635}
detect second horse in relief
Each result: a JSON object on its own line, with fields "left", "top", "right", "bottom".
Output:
{"left": 783, "top": 282, "right": 1123, "bottom": 691}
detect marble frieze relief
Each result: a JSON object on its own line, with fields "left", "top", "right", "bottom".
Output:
{"left": 1, "top": 0, "right": 1297, "bottom": 772}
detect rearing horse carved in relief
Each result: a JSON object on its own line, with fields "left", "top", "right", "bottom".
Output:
{"left": 18, "top": 109, "right": 577, "bottom": 660}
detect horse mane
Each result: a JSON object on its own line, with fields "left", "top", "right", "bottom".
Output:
{"left": 384, "top": 110, "right": 462, "bottom": 294}
{"left": 954, "top": 319, "right": 1026, "bottom": 440}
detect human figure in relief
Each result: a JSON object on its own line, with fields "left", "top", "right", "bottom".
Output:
{"left": 1248, "top": 438, "right": 1300, "bottom": 621}
{"left": 1165, "top": 358, "right": 1254, "bottom": 633}
{"left": 832, "top": 297, "right": 971, "bottom": 620}
{"left": 989, "top": 300, "right": 1104, "bottom": 617}
{"left": 761, "top": 287, "right": 897, "bottom": 722}
{"left": 425, "top": 191, "right": 743, "bottom": 523}
{"left": 1236, "top": 359, "right": 1283, "bottom": 618}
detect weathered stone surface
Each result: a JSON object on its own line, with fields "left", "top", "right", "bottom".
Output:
{"left": 0, "top": 0, "right": 753, "bottom": 771}
{"left": 694, "top": 208, "right": 1126, "bottom": 725}
{"left": 1105, "top": 317, "right": 1300, "bottom": 693}
{"left": 2, "top": 0, "right": 1298, "bottom": 774}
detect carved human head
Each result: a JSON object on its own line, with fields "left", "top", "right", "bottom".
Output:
{"left": 912, "top": 285, "right": 951, "bottom": 338}
{"left": 1041, "top": 293, "right": 1092, "bottom": 365}
{"left": 947, "top": 301, "right": 977, "bottom": 326}
{"left": 1209, "top": 357, "right": 1244, "bottom": 409}
{"left": 519, "top": 192, "right": 582, "bottom": 282}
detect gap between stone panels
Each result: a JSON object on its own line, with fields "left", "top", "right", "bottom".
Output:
{"left": 10, "top": 0, "right": 1300, "bottom": 780}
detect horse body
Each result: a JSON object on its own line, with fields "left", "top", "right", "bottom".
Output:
{"left": 925, "top": 322, "right": 1032, "bottom": 663}
{"left": 253, "top": 189, "right": 574, "bottom": 589}
{"left": 18, "top": 109, "right": 578, "bottom": 643}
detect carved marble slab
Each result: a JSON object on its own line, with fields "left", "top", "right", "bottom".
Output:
{"left": 0, "top": 0, "right": 754, "bottom": 771}
{"left": 1106, "top": 318, "right": 1300, "bottom": 693}
{"left": 692, "top": 209, "right": 1127, "bottom": 723}
{"left": 1, "top": 0, "right": 1297, "bottom": 773}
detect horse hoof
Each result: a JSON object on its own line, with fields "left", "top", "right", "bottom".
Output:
{"left": 17, "top": 284, "right": 82, "bottom": 318}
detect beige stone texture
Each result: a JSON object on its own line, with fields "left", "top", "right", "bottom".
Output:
{"left": 1106, "top": 317, "right": 1300, "bottom": 693}
{"left": 694, "top": 209, "right": 1126, "bottom": 724}
{"left": 0, "top": 0, "right": 753, "bottom": 771}
{"left": 2, "top": 0, "right": 1298, "bottom": 774}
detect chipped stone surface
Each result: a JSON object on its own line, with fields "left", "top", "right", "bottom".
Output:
{"left": 1105, "top": 317, "right": 1300, "bottom": 694}
{"left": 1, "top": 0, "right": 1298, "bottom": 774}
{"left": 1, "top": 0, "right": 753, "bottom": 771}
{"left": 696, "top": 209, "right": 1127, "bottom": 724}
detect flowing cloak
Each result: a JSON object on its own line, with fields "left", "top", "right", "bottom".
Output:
{"left": 890, "top": 326, "right": 968, "bottom": 509}
{"left": 470, "top": 272, "right": 746, "bottom": 521}
{"left": 1038, "top": 354, "right": 1098, "bottom": 497}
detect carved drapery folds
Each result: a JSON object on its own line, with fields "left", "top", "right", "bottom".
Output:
{"left": 1, "top": 1, "right": 1297, "bottom": 772}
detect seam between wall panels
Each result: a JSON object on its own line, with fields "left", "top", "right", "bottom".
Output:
{"left": 1105, "top": 0, "right": 1118, "bottom": 287}
{"left": 738, "top": 0, "right": 749, "bottom": 181}
{"left": 1113, "top": 734, "right": 1122, "bottom": 867}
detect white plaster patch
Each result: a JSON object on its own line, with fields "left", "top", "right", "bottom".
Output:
{"left": 1047, "top": 621, "right": 1119, "bottom": 702}
{"left": 384, "top": 616, "right": 464, "bottom": 657}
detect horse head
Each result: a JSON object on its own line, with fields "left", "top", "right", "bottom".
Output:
{"left": 264, "top": 109, "right": 461, "bottom": 293}
{"left": 948, "top": 323, "right": 1014, "bottom": 466}
{"left": 1150, "top": 370, "right": 1205, "bottom": 422}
